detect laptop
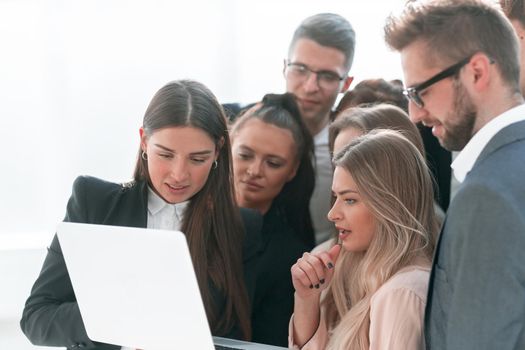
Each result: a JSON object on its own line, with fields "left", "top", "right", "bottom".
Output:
{"left": 57, "top": 222, "right": 286, "bottom": 350}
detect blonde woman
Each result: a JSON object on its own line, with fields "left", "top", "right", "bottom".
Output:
{"left": 289, "top": 129, "right": 437, "bottom": 350}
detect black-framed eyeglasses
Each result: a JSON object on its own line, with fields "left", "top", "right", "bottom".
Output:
{"left": 403, "top": 56, "right": 472, "bottom": 108}
{"left": 284, "top": 60, "right": 346, "bottom": 90}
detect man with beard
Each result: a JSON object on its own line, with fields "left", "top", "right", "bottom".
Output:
{"left": 284, "top": 14, "right": 355, "bottom": 244}
{"left": 385, "top": 1, "right": 525, "bottom": 349}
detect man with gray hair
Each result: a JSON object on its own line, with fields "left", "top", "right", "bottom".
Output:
{"left": 385, "top": 0, "right": 525, "bottom": 348}
{"left": 284, "top": 13, "right": 355, "bottom": 244}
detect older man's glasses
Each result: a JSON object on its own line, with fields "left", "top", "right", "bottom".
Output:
{"left": 403, "top": 56, "right": 472, "bottom": 108}
{"left": 284, "top": 61, "right": 345, "bottom": 90}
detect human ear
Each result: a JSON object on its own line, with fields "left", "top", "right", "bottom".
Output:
{"left": 139, "top": 127, "right": 148, "bottom": 152}
{"left": 467, "top": 53, "right": 493, "bottom": 91}
{"left": 341, "top": 76, "right": 354, "bottom": 93}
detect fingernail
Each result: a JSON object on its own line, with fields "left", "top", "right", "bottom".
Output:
{"left": 320, "top": 278, "right": 325, "bottom": 284}
{"left": 315, "top": 284, "right": 320, "bottom": 289}
{"left": 309, "top": 284, "right": 313, "bottom": 289}
{"left": 327, "top": 262, "right": 334, "bottom": 269}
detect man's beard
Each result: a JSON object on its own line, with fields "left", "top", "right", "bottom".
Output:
{"left": 441, "top": 80, "right": 477, "bottom": 151}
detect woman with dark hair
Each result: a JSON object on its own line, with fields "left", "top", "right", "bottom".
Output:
{"left": 230, "top": 93, "right": 315, "bottom": 346}
{"left": 21, "top": 80, "right": 261, "bottom": 349}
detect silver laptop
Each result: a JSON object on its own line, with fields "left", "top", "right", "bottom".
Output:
{"left": 57, "top": 222, "right": 285, "bottom": 350}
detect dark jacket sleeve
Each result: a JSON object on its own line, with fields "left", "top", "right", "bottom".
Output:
{"left": 20, "top": 176, "right": 120, "bottom": 350}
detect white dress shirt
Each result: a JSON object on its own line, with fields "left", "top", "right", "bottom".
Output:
{"left": 310, "top": 124, "right": 335, "bottom": 244}
{"left": 452, "top": 103, "right": 525, "bottom": 183}
{"left": 121, "top": 187, "right": 188, "bottom": 350}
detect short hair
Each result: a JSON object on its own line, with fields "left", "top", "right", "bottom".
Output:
{"left": 500, "top": 0, "right": 525, "bottom": 27}
{"left": 289, "top": 13, "right": 356, "bottom": 72}
{"left": 384, "top": 0, "right": 520, "bottom": 91}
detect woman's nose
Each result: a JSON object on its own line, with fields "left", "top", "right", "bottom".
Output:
{"left": 170, "top": 159, "right": 189, "bottom": 182}
{"left": 246, "top": 160, "right": 262, "bottom": 177}
{"left": 327, "top": 201, "right": 341, "bottom": 222}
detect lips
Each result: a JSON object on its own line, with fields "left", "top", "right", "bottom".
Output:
{"left": 336, "top": 226, "right": 351, "bottom": 240}
{"left": 241, "top": 179, "right": 263, "bottom": 190}
{"left": 166, "top": 183, "right": 189, "bottom": 191}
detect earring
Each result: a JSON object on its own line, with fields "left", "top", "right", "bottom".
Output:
{"left": 212, "top": 160, "right": 218, "bottom": 169}
{"left": 141, "top": 151, "right": 148, "bottom": 160}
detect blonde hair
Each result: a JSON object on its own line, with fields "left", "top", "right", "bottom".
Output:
{"left": 323, "top": 129, "right": 437, "bottom": 350}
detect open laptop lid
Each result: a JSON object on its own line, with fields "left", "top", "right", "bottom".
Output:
{"left": 57, "top": 222, "right": 214, "bottom": 349}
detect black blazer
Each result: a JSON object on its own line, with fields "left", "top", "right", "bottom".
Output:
{"left": 251, "top": 203, "right": 311, "bottom": 347}
{"left": 418, "top": 124, "right": 452, "bottom": 211}
{"left": 20, "top": 176, "right": 262, "bottom": 350}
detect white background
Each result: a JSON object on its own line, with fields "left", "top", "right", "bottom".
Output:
{"left": 0, "top": 0, "right": 406, "bottom": 238}
{"left": 0, "top": 0, "right": 404, "bottom": 348}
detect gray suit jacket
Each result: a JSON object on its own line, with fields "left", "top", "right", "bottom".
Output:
{"left": 425, "top": 120, "right": 525, "bottom": 349}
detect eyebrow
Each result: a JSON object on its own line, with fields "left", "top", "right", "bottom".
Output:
{"left": 333, "top": 189, "right": 359, "bottom": 196}
{"left": 238, "top": 145, "right": 288, "bottom": 162}
{"left": 154, "top": 143, "right": 214, "bottom": 156}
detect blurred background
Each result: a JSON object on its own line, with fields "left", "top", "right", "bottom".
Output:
{"left": 0, "top": 0, "right": 405, "bottom": 348}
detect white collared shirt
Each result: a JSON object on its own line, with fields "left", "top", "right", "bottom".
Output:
{"left": 452, "top": 103, "right": 525, "bottom": 183}
{"left": 121, "top": 188, "right": 188, "bottom": 350}
{"left": 146, "top": 187, "right": 188, "bottom": 230}
{"left": 310, "top": 124, "right": 335, "bottom": 244}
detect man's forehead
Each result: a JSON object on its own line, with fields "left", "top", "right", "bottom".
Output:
{"left": 400, "top": 40, "right": 441, "bottom": 86}
{"left": 289, "top": 38, "right": 348, "bottom": 72}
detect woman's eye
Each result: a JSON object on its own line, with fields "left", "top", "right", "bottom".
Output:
{"left": 345, "top": 198, "right": 356, "bottom": 205}
{"left": 159, "top": 153, "right": 173, "bottom": 159}
{"left": 238, "top": 153, "right": 252, "bottom": 160}
{"left": 267, "top": 161, "right": 283, "bottom": 168}
{"left": 191, "top": 158, "right": 206, "bottom": 163}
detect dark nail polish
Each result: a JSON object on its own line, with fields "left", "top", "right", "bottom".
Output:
{"left": 315, "top": 284, "right": 320, "bottom": 289}
{"left": 309, "top": 284, "right": 313, "bottom": 289}
{"left": 327, "top": 262, "right": 334, "bottom": 269}
{"left": 320, "top": 279, "right": 325, "bottom": 284}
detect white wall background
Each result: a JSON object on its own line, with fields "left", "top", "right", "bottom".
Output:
{"left": 0, "top": 0, "right": 405, "bottom": 239}
{"left": 0, "top": 3, "right": 406, "bottom": 347}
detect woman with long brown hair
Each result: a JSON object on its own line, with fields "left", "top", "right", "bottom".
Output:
{"left": 21, "top": 80, "right": 259, "bottom": 349}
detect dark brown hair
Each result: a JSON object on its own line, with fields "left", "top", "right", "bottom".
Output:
{"left": 501, "top": 0, "right": 525, "bottom": 27}
{"left": 231, "top": 93, "right": 316, "bottom": 248}
{"left": 134, "top": 80, "right": 251, "bottom": 339}
{"left": 334, "top": 79, "right": 407, "bottom": 116}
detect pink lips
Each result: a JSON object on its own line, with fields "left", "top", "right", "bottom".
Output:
{"left": 336, "top": 226, "right": 351, "bottom": 241}
{"left": 241, "top": 180, "right": 263, "bottom": 190}
{"left": 166, "top": 183, "right": 189, "bottom": 193}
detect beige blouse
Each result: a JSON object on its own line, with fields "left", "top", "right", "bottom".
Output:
{"left": 288, "top": 265, "right": 430, "bottom": 350}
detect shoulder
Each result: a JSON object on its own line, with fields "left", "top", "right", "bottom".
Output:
{"left": 72, "top": 175, "right": 129, "bottom": 193}
{"left": 66, "top": 176, "right": 146, "bottom": 224}
{"left": 368, "top": 266, "right": 429, "bottom": 349}
{"left": 371, "top": 266, "right": 430, "bottom": 307}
